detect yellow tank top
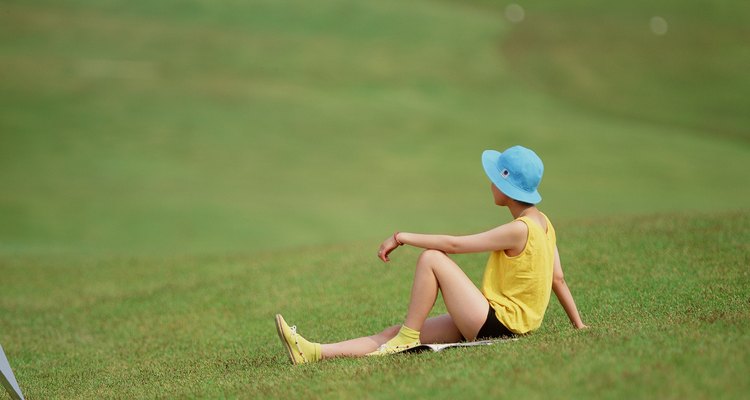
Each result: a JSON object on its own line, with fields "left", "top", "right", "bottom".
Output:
{"left": 481, "top": 213, "right": 556, "bottom": 334}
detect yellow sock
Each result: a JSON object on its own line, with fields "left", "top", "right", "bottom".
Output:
{"left": 385, "top": 325, "right": 421, "bottom": 347}
{"left": 295, "top": 334, "right": 322, "bottom": 362}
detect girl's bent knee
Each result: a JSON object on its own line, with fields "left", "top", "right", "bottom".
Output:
{"left": 418, "top": 249, "right": 448, "bottom": 264}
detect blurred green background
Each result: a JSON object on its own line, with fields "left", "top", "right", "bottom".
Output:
{"left": 1, "top": 2, "right": 749, "bottom": 398}
{"left": 1, "top": 0, "right": 748, "bottom": 255}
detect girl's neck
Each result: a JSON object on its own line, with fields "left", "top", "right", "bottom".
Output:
{"left": 508, "top": 202, "right": 536, "bottom": 219}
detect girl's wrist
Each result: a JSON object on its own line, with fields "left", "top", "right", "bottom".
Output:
{"left": 394, "top": 232, "right": 404, "bottom": 246}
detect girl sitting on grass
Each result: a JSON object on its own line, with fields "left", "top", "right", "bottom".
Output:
{"left": 275, "top": 145, "right": 587, "bottom": 364}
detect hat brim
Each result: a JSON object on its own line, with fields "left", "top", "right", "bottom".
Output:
{"left": 482, "top": 150, "right": 542, "bottom": 204}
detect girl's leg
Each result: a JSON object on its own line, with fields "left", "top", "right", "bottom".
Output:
{"left": 321, "top": 325, "right": 397, "bottom": 358}
{"left": 322, "top": 249, "right": 489, "bottom": 358}
{"left": 321, "top": 314, "right": 464, "bottom": 359}
{"left": 402, "top": 249, "right": 489, "bottom": 340}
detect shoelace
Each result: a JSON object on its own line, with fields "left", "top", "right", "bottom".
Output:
{"left": 290, "top": 325, "right": 308, "bottom": 363}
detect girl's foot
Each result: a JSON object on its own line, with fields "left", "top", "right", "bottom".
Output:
{"left": 274, "top": 314, "right": 321, "bottom": 365}
{"left": 367, "top": 325, "right": 421, "bottom": 356}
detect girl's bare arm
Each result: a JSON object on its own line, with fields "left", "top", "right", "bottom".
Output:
{"left": 378, "top": 221, "right": 528, "bottom": 262}
{"left": 552, "top": 246, "right": 588, "bottom": 329}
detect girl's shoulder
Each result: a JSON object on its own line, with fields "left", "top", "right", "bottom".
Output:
{"left": 519, "top": 211, "right": 549, "bottom": 234}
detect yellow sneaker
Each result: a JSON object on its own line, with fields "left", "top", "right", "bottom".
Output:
{"left": 274, "top": 314, "right": 321, "bottom": 365}
{"left": 366, "top": 340, "right": 422, "bottom": 356}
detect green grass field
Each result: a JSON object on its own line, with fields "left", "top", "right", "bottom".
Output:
{"left": 2, "top": 212, "right": 748, "bottom": 398}
{"left": 1, "top": 0, "right": 749, "bottom": 398}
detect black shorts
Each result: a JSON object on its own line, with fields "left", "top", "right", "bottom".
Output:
{"left": 465, "top": 306, "right": 516, "bottom": 341}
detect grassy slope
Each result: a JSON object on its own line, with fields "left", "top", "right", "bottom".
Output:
{"left": 1, "top": 0, "right": 748, "bottom": 254}
{"left": 501, "top": 0, "right": 750, "bottom": 142}
{"left": 1, "top": 211, "right": 748, "bottom": 399}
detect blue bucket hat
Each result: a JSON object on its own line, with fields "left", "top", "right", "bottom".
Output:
{"left": 482, "top": 145, "right": 544, "bottom": 204}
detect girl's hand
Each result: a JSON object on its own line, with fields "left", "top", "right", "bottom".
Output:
{"left": 378, "top": 233, "right": 402, "bottom": 262}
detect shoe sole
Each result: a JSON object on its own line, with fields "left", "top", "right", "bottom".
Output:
{"left": 366, "top": 342, "right": 422, "bottom": 356}
{"left": 274, "top": 314, "right": 298, "bottom": 365}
